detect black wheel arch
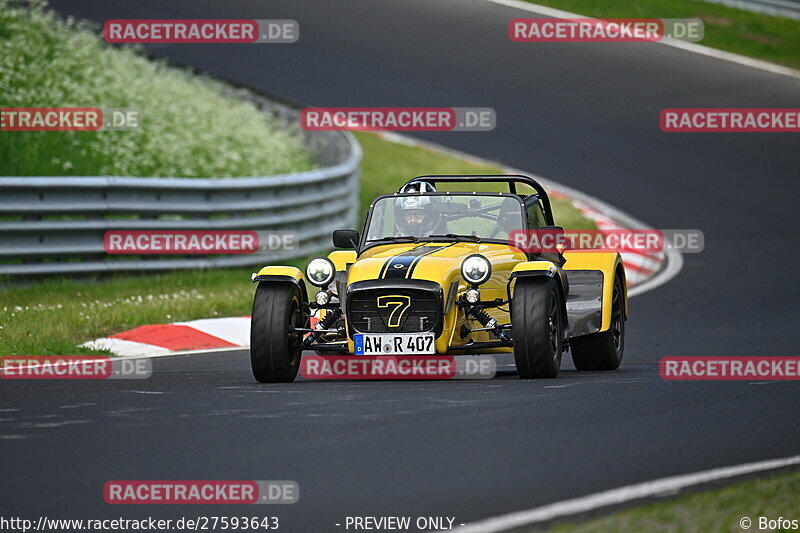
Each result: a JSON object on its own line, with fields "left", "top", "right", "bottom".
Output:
{"left": 510, "top": 270, "right": 568, "bottom": 333}
{"left": 254, "top": 274, "right": 309, "bottom": 304}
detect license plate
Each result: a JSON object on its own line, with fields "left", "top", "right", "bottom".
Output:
{"left": 354, "top": 333, "right": 436, "bottom": 355}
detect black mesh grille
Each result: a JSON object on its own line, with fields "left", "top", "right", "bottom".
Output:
{"left": 348, "top": 289, "right": 440, "bottom": 333}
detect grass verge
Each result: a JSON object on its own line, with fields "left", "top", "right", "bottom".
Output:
{"left": 547, "top": 468, "right": 800, "bottom": 532}
{"left": 520, "top": 0, "right": 800, "bottom": 70}
{"left": 0, "top": 131, "right": 595, "bottom": 356}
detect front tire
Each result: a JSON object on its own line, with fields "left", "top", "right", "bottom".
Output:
{"left": 571, "top": 277, "right": 625, "bottom": 371}
{"left": 250, "top": 282, "right": 306, "bottom": 383}
{"left": 512, "top": 277, "right": 564, "bottom": 378}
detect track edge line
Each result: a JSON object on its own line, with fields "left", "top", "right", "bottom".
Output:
{"left": 450, "top": 453, "right": 800, "bottom": 532}
{"left": 483, "top": 0, "right": 800, "bottom": 80}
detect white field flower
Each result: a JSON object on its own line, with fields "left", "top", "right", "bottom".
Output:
{"left": 0, "top": 0, "right": 315, "bottom": 178}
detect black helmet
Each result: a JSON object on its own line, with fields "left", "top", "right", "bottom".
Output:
{"left": 394, "top": 182, "right": 439, "bottom": 237}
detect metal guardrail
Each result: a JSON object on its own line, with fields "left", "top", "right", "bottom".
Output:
{"left": 0, "top": 96, "right": 362, "bottom": 276}
{"left": 692, "top": 0, "right": 800, "bottom": 20}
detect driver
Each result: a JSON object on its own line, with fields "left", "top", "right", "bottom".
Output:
{"left": 394, "top": 182, "right": 445, "bottom": 237}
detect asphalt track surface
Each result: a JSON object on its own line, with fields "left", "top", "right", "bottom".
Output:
{"left": 4, "top": 0, "right": 800, "bottom": 530}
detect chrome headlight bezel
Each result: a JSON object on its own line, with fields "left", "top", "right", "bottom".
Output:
{"left": 306, "top": 257, "right": 335, "bottom": 288}
{"left": 461, "top": 254, "right": 491, "bottom": 286}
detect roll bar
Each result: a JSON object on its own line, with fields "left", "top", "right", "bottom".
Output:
{"left": 402, "top": 174, "right": 555, "bottom": 226}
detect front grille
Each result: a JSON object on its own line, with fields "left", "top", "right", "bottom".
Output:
{"left": 348, "top": 288, "right": 441, "bottom": 333}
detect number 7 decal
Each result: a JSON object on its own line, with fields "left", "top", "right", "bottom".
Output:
{"left": 377, "top": 295, "right": 412, "bottom": 328}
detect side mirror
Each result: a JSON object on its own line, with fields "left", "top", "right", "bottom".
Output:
{"left": 332, "top": 229, "right": 359, "bottom": 249}
{"left": 540, "top": 225, "right": 567, "bottom": 253}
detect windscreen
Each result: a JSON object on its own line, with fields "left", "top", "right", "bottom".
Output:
{"left": 365, "top": 193, "right": 525, "bottom": 242}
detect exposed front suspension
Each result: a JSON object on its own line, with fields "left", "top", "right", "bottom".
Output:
{"left": 302, "top": 307, "right": 343, "bottom": 347}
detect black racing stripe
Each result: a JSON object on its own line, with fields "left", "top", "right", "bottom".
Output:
{"left": 383, "top": 255, "right": 416, "bottom": 279}
{"left": 379, "top": 243, "right": 455, "bottom": 279}
{"left": 378, "top": 256, "right": 395, "bottom": 279}
{"left": 406, "top": 243, "right": 455, "bottom": 278}
{"left": 378, "top": 244, "right": 432, "bottom": 279}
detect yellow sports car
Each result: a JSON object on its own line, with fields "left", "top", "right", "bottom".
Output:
{"left": 250, "top": 175, "right": 627, "bottom": 382}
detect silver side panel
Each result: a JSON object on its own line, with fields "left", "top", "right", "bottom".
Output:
{"left": 565, "top": 270, "right": 603, "bottom": 338}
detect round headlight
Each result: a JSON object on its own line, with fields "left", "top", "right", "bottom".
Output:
{"left": 306, "top": 257, "right": 335, "bottom": 287}
{"left": 461, "top": 254, "right": 491, "bottom": 285}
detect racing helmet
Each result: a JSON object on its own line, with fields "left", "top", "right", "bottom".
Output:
{"left": 394, "top": 181, "right": 439, "bottom": 237}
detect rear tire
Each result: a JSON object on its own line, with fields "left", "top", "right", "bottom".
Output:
{"left": 250, "top": 282, "right": 306, "bottom": 383}
{"left": 512, "top": 277, "right": 564, "bottom": 379}
{"left": 571, "top": 277, "right": 625, "bottom": 371}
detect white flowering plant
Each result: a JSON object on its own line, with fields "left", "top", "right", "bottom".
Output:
{"left": 0, "top": 0, "right": 315, "bottom": 177}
